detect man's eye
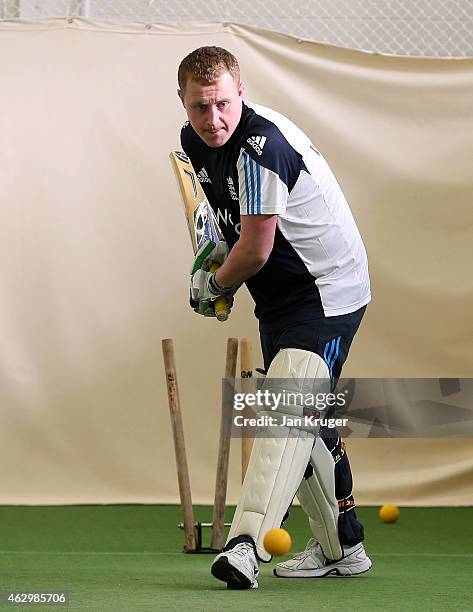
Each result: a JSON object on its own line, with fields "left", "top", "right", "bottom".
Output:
{"left": 217, "top": 102, "right": 228, "bottom": 109}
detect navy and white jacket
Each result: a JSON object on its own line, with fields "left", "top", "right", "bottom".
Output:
{"left": 181, "top": 100, "right": 371, "bottom": 330}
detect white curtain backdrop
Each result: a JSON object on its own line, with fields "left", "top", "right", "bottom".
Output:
{"left": 0, "top": 20, "right": 472, "bottom": 505}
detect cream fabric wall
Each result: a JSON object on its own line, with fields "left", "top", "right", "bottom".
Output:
{"left": 0, "top": 19, "right": 472, "bottom": 505}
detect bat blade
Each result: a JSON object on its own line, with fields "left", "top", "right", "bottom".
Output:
{"left": 170, "top": 151, "right": 222, "bottom": 252}
{"left": 169, "top": 150, "right": 229, "bottom": 322}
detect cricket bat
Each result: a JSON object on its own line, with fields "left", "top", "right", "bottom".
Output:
{"left": 169, "top": 151, "right": 229, "bottom": 322}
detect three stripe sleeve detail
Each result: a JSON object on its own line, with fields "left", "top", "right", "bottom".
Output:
{"left": 242, "top": 151, "right": 262, "bottom": 214}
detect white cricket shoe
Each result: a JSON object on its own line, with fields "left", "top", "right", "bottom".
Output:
{"left": 274, "top": 538, "right": 372, "bottom": 578}
{"left": 211, "top": 541, "right": 260, "bottom": 589}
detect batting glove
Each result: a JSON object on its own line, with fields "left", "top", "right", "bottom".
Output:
{"left": 190, "top": 269, "right": 231, "bottom": 302}
{"left": 191, "top": 240, "right": 229, "bottom": 274}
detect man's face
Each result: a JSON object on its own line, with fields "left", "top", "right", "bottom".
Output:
{"left": 179, "top": 70, "right": 244, "bottom": 148}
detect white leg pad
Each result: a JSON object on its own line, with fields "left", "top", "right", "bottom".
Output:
{"left": 227, "top": 427, "right": 314, "bottom": 561}
{"left": 296, "top": 438, "right": 343, "bottom": 561}
{"left": 227, "top": 348, "right": 330, "bottom": 562}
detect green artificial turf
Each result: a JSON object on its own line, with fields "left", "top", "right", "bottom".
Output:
{"left": 0, "top": 505, "right": 471, "bottom": 611}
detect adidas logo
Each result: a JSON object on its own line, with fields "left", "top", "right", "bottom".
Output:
{"left": 247, "top": 135, "right": 267, "bottom": 156}
{"left": 197, "top": 168, "right": 211, "bottom": 183}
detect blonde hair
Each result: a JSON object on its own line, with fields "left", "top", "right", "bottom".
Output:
{"left": 178, "top": 46, "right": 240, "bottom": 90}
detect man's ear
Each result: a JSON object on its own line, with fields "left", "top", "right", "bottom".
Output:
{"left": 238, "top": 82, "right": 245, "bottom": 97}
{"left": 177, "top": 89, "right": 185, "bottom": 107}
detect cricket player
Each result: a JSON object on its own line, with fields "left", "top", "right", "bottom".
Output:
{"left": 177, "top": 46, "right": 372, "bottom": 589}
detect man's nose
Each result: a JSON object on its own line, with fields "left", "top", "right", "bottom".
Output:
{"left": 206, "top": 105, "right": 220, "bottom": 126}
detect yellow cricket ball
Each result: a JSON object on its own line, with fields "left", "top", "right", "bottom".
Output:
{"left": 379, "top": 504, "right": 400, "bottom": 523}
{"left": 263, "top": 528, "right": 292, "bottom": 556}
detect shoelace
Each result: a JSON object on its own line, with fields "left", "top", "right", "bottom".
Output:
{"left": 292, "top": 538, "right": 321, "bottom": 560}
{"left": 231, "top": 543, "right": 254, "bottom": 561}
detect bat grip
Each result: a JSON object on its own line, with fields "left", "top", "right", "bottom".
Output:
{"left": 210, "top": 263, "right": 229, "bottom": 322}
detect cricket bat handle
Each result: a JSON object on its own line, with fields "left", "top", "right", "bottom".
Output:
{"left": 210, "top": 263, "right": 229, "bottom": 322}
